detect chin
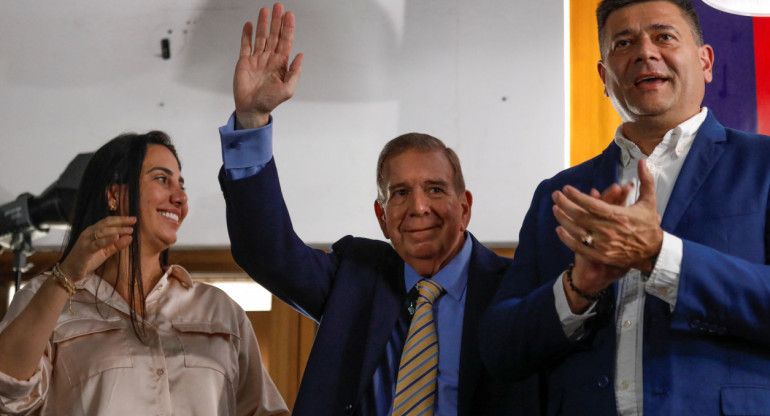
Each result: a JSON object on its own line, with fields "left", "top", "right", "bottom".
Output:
{"left": 406, "top": 249, "right": 442, "bottom": 265}
{"left": 157, "top": 235, "right": 177, "bottom": 251}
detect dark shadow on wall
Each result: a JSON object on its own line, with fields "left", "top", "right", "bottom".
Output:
{"left": 177, "top": 0, "right": 401, "bottom": 102}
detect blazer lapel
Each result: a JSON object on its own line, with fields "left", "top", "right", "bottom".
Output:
{"left": 355, "top": 251, "right": 406, "bottom": 403}
{"left": 661, "top": 111, "right": 727, "bottom": 231}
{"left": 457, "top": 235, "right": 509, "bottom": 415}
{"left": 591, "top": 141, "right": 621, "bottom": 193}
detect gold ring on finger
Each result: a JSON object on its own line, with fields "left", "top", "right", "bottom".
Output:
{"left": 581, "top": 231, "right": 593, "bottom": 247}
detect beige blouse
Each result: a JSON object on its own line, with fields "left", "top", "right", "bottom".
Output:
{"left": 0, "top": 265, "right": 289, "bottom": 416}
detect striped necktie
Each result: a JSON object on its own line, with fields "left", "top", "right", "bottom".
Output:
{"left": 392, "top": 279, "right": 445, "bottom": 416}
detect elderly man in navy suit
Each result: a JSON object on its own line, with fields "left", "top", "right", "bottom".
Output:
{"left": 481, "top": 0, "right": 770, "bottom": 415}
{"left": 216, "top": 4, "right": 537, "bottom": 415}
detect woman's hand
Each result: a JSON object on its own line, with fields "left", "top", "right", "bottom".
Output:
{"left": 59, "top": 216, "right": 136, "bottom": 282}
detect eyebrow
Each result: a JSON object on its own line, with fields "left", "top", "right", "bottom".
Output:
{"left": 147, "top": 166, "right": 185, "bottom": 184}
{"left": 424, "top": 180, "right": 449, "bottom": 188}
{"left": 611, "top": 23, "right": 680, "bottom": 42}
{"left": 387, "top": 179, "right": 449, "bottom": 192}
{"left": 648, "top": 23, "right": 679, "bottom": 34}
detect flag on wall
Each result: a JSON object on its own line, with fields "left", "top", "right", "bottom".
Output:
{"left": 694, "top": 1, "right": 770, "bottom": 134}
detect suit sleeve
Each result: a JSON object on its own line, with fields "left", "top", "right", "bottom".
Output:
{"left": 219, "top": 159, "right": 340, "bottom": 321}
{"left": 669, "top": 237, "right": 770, "bottom": 344}
{"left": 479, "top": 180, "right": 596, "bottom": 382}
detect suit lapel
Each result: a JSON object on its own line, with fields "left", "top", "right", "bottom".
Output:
{"left": 457, "top": 235, "right": 508, "bottom": 415}
{"left": 591, "top": 142, "right": 621, "bottom": 193}
{"left": 661, "top": 112, "right": 727, "bottom": 231}
{"left": 355, "top": 250, "right": 406, "bottom": 403}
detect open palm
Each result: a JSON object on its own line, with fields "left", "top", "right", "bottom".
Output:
{"left": 234, "top": 3, "right": 303, "bottom": 129}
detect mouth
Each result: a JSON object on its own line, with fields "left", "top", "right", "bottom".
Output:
{"left": 159, "top": 210, "right": 180, "bottom": 223}
{"left": 633, "top": 73, "right": 668, "bottom": 87}
{"left": 404, "top": 225, "right": 440, "bottom": 238}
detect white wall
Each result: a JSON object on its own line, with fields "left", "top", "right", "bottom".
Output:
{"left": 0, "top": 0, "right": 565, "bottom": 247}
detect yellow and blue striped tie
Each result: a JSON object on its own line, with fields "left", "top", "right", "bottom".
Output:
{"left": 393, "top": 279, "right": 444, "bottom": 416}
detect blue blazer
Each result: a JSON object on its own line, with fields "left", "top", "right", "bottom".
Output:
{"left": 219, "top": 161, "right": 539, "bottom": 416}
{"left": 480, "top": 111, "right": 770, "bottom": 415}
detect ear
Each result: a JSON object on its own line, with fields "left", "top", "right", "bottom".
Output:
{"left": 460, "top": 190, "right": 472, "bottom": 231}
{"left": 374, "top": 200, "right": 390, "bottom": 239}
{"left": 700, "top": 44, "right": 714, "bottom": 84}
{"left": 597, "top": 60, "right": 609, "bottom": 97}
{"left": 106, "top": 184, "right": 120, "bottom": 211}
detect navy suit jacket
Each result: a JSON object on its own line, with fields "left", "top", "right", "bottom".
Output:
{"left": 219, "top": 160, "right": 539, "bottom": 416}
{"left": 480, "top": 111, "right": 770, "bottom": 415}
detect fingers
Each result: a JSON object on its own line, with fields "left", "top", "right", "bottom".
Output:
{"left": 563, "top": 185, "right": 615, "bottom": 220}
{"left": 254, "top": 7, "right": 270, "bottom": 53}
{"left": 61, "top": 217, "right": 136, "bottom": 281}
{"left": 599, "top": 184, "right": 626, "bottom": 205}
{"left": 285, "top": 52, "right": 304, "bottom": 92}
{"left": 101, "top": 235, "right": 134, "bottom": 258}
{"left": 637, "top": 159, "right": 657, "bottom": 206}
{"left": 555, "top": 226, "right": 603, "bottom": 264}
{"left": 242, "top": 6, "right": 274, "bottom": 58}
{"left": 91, "top": 226, "right": 134, "bottom": 246}
{"left": 240, "top": 22, "right": 254, "bottom": 58}
{"left": 87, "top": 216, "right": 136, "bottom": 246}
{"left": 265, "top": 3, "right": 285, "bottom": 53}
{"left": 555, "top": 225, "right": 581, "bottom": 252}
{"left": 553, "top": 189, "right": 604, "bottom": 229}
{"left": 275, "top": 11, "right": 295, "bottom": 57}
{"left": 552, "top": 204, "right": 588, "bottom": 244}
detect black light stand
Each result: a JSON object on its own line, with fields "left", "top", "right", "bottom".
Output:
{"left": 0, "top": 153, "right": 93, "bottom": 292}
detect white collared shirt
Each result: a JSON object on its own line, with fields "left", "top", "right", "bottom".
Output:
{"left": 553, "top": 107, "right": 708, "bottom": 415}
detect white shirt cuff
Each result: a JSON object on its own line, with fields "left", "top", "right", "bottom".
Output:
{"left": 645, "top": 231, "right": 682, "bottom": 308}
{"left": 554, "top": 273, "right": 597, "bottom": 339}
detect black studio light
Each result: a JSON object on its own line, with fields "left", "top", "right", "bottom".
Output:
{"left": 0, "top": 153, "right": 93, "bottom": 290}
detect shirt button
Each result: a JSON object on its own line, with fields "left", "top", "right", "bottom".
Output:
{"left": 157, "top": 369, "right": 165, "bottom": 376}
{"left": 623, "top": 320, "right": 632, "bottom": 328}
{"left": 597, "top": 375, "right": 610, "bottom": 388}
{"left": 620, "top": 380, "right": 630, "bottom": 390}
{"left": 646, "top": 162, "right": 656, "bottom": 172}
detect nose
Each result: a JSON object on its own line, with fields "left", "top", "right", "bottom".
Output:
{"left": 634, "top": 35, "right": 660, "bottom": 62}
{"left": 408, "top": 190, "right": 430, "bottom": 216}
{"left": 171, "top": 184, "right": 187, "bottom": 207}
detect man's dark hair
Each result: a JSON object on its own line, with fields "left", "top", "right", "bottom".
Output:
{"left": 376, "top": 133, "right": 465, "bottom": 204}
{"left": 596, "top": 0, "right": 704, "bottom": 58}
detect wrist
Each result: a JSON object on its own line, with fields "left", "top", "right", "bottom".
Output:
{"left": 640, "top": 253, "right": 659, "bottom": 277}
{"left": 565, "top": 263, "right": 608, "bottom": 302}
{"left": 235, "top": 112, "right": 269, "bottom": 130}
{"left": 58, "top": 260, "right": 86, "bottom": 283}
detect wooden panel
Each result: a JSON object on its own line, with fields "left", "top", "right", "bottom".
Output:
{"left": 247, "top": 311, "right": 272, "bottom": 372}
